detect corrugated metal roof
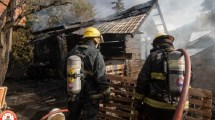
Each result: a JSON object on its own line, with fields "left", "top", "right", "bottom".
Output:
{"left": 73, "top": 14, "right": 146, "bottom": 35}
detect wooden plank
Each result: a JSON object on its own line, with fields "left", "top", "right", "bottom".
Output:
{"left": 109, "top": 83, "right": 135, "bottom": 91}
{"left": 110, "top": 96, "right": 133, "bottom": 103}
{"left": 126, "top": 60, "right": 143, "bottom": 66}
{"left": 0, "top": 87, "right": 7, "bottom": 108}
{"left": 106, "top": 64, "right": 124, "bottom": 71}
{"left": 131, "top": 53, "right": 141, "bottom": 59}
{"left": 107, "top": 74, "right": 136, "bottom": 84}
{"left": 189, "top": 98, "right": 212, "bottom": 108}
{"left": 188, "top": 108, "right": 212, "bottom": 118}
{"left": 99, "top": 112, "right": 126, "bottom": 120}
{"left": 107, "top": 71, "right": 124, "bottom": 75}
{"left": 189, "top": 88, "right": 212, "bottom": 98}
{"left": 125, "top": 42, "right": 141, "bottom": 49}
{"left": 185, "top": 116, "right": 201, "bottom": 120}
{"left": 111, "top": 89, "right": 134, "bottom": 97}
{"left": 109, "top": 102, "right": 135, "bottom": 111}
{"left": 100, "top": 107, "right": 134, "bottom": 118}
{"left": 126, "top": 68, "right": 141, "bottom": 73}
{"left": 125, "top": 48, "right": 141, "bottom": 54}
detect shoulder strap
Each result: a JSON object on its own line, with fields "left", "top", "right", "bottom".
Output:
{"left": 74, "top": 48, "right": 94, "bottom": 77}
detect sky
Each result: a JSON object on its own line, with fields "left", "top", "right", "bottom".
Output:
{"left": 90, "top": 0, "right": 203, "bottom": 31}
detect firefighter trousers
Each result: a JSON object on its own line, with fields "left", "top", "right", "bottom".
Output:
{"left": 67, "top": 98, "right": 99, "bottom": 120}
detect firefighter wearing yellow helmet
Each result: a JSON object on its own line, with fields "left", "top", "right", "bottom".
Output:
{"left": 134, "top": 33, "right": 190, "bottom": 120}
{"left": 83, "top": 27, "right": 104, "bottom": 45}
{"left": 152, "top": 32, "right": 174, "bottom": 48}
{"left": 67, "top": 27, "right": 110, "bottom": 120}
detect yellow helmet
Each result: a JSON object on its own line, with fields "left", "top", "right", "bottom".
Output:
{"left": 152, "top": 32, "right": 174, "bottom": 45}
{"left": 83, "top": 27, "right": 101, "bottom": 38}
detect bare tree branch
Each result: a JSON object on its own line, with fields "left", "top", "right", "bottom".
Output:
{"left": 0, "top": 0, "right": 27, "bottom": 28}
{"left": 1, "top": 0, "right": 71, "bottom": 31}
{"left": 0, "top": 1, "right": 8, "bottom": 6}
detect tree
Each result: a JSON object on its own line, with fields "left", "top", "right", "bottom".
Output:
{"left": 201, "top": 0, "right": 215, "bottom": 12}
{"left": 31, "top": 0, "right": 95, "bottom": 31}
{"left": 197, "top": 0, "right": 215, "bottom": 30}
{"left": 111, "top": 0, "right": 125, "bottom": 13}
{"left": 0, "top": 0, "right": 94, "bottom": 85}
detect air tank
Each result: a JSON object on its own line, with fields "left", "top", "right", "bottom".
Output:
{"left": 67, "top": 55, "right": 82, "bottom": 95}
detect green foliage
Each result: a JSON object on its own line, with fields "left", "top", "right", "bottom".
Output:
{"left": 70, "top": 0, "right": 95, "bottom": 21}
{"left": 11, "top": 27, "right": 33, "bottom": 67}
{"left": 111, "top": 0, "right": 125, "bottom": 13}
{"left": 10, "top": 0, "right": 95, "bottom": 67}
{"left": 28, "top": 0, "right": 95, "bottom": 30}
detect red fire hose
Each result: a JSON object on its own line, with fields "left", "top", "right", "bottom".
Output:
{"left": 173, "top": 49, "right": 191, "bottom": 120}
{"left": 40, "top": 109, "right": 68, "bottom": 120}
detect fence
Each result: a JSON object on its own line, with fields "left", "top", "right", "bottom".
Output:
{"left": 101, "top": 64, "right": 213, "bottom": 120}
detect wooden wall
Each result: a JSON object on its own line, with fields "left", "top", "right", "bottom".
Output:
{"left": 102, "top": 34, "right": 143, "bottom": 78}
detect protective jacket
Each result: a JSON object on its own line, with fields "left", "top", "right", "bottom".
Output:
{"left": 67, "top": 40, "right": 109, "bottom": 98}
{"left": 135, "top": 45, "right": 189, "bottom": 110}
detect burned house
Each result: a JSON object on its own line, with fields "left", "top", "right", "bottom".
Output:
{"left": 25, "top": 1, "right": 214, "bottom": 119}
{"left": 29, "top": 0, "right": 162, "bottom": 79}
{"left": 186, "top": 30, "right": 215, "bottom": 93}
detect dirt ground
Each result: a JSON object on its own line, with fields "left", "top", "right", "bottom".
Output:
{"left": 3, "top": 78, "right": 68, "bottom": 120}
{"left": 3, "top": 75, "right": 215, "bottom": 120}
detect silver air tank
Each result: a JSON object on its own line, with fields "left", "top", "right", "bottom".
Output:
{"left": 168, "top": 51, "right": 185, "bottom": 96}
{"left": 67, "top": 55, "right": 82, "bottom": 95}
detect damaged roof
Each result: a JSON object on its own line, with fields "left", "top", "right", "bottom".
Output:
{"left": 186, "top": 30, "right": 215, "bottom": 56}
{"left": 33, "top": 0, "right": 157, "bottom": 35}
{"left": 74, "top": 14, "right": 146, "bottom": 35}
{"left": 73, "top": 0, "right": 157, "bottom": 35}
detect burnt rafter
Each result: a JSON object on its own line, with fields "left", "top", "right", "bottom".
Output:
{"left": 33, "top": 0, "right": 157, "bottom": 36}
{"left": 72, "top": 0, "right": 157, "bottom": 36}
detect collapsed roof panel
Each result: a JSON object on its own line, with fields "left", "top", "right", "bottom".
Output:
{"left": 73, "top": 0, "right": 157, "bottom": 35}
{"left": 73, "top": 14, "right": 146, "bottom": 35}
{"left": 33, "top": 0, "right": 157, "bottom": 35}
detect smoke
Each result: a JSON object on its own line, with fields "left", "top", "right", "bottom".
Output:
{"left": 90, "top": 0, "right": 150, "bottom": 18}
{"left": 90, "top": 0, "right": 202, "bottom": 31}
{"left": 31, "top": 4, "right": 78, "bottom": 31}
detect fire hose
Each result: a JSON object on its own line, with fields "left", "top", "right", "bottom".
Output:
{"left": 40, "top": 109, "right": 68, "bottom": 120}
{"left": 173, "top": 48, "right": 191, "bottom": 120}
{"left": 40, "top": 94, "right": 104, "bottom": 120}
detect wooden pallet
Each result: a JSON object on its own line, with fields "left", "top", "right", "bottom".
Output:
{"left": 100, "top": 73, "right": 213, "bottom": 120}
{"left": 98, "top": 74, "right": 137, "bottom": 120}
{"left": 186, "top": 88, "right": 213, "bottom": 120}
{"left": 106, "top": 64, "right": 125, "bottom": 76}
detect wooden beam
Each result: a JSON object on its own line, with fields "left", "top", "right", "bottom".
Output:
{"left": 107, "top": 74, "right": 137, "bottom": 84}
{"left": 125, "top": 48, "right": 141, "bottom": 54}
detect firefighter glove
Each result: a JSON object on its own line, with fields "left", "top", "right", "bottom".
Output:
{"left": 101, "top": 87, "right": 111, "bottom": 104}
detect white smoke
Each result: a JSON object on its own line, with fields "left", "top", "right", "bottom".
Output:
{"left": 158, "top": 0, "right": 203, "bottom": 31}
{"left": 31, "top": 4, "right": 78, "bottom": 31}
{"left": 90, "top": 0, "right": 203, "bottom": 31}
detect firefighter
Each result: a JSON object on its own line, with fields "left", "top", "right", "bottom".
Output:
{"left": 134, "top": 33, "right": 189, "bottom": 120}
{"left": 67, "top": 27, "right": 110, "bottom": 120}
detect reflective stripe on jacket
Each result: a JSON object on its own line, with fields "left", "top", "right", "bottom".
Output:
{"left": 144, "top": 97, "right": 189, "bottom": 110}
{"left": 151, "top": 72, "right": 166, "bottom": 80}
